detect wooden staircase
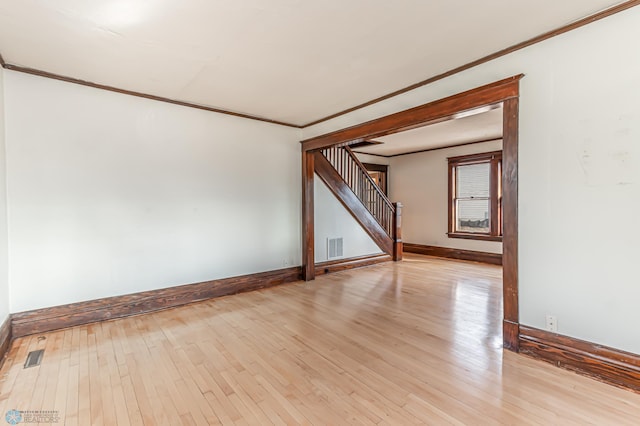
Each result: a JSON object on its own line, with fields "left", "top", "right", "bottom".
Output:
{"left": 314, "top": 145, "right": 402, "bottom": 260}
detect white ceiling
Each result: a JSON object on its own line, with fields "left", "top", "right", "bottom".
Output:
{"left": 355, "top": 106, "right": 503, "bottom": 157}
{"left": 0, "top": 0, "right": 626, "bottom": 126}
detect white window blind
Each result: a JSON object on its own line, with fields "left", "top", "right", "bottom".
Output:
{"left": 456, "top": 162, "right": 490, "bottom": 232}
{"left": 456, "top": 163, "right": 490, "bottom": 198}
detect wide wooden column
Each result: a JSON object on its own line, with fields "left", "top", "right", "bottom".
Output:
{"left": 301, "top": 151, "right": 315, "bottom": 281}
{"left": 502, "top": 97, "right": 519, "bottom": 352}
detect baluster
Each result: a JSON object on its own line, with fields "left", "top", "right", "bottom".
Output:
{"left": 385, "top": 204, "right": 388, "bottom": 231}
{"left": 365, "top": 179, "right": 369, "bottom": 212}
{"left": 334, "top": 148, "right": 338, "bottom": 173}
{"left": 371, "top": 183, "right": 375, "bottom": 217}
{"left": 348, "top": 153, "right": 351, "bottom": 187}
{"left": 362, "top": 177, "right": 366, "bottom": 209}
{"left": 384, "top": 206, "right": 388, "bottom": 234}
{"left": 350, "top": 160, "right": 354, "bottom": 191}
{"left": 344, "top": 150, "right": 348, "bottom": 181}
{"left": 353, "top": 161, "right": 356, "bottom": 193}
{"left": 383, "top": 203, "right": 387, "bottom": 232}
{"left": 346, "top": 155, "right": 349, "bottom": 185}
{"left": 345, "top": 150, "right": 348, "bottom": 180}
{"left": 346, "top": 154, "right": 349, "bottom": 186}
{"left": 352, "top": 160, "right": 356, "bottom": 192}
{"left": 351, "top": 161, "right": 359, "bottom": 195}
{"left": 371, "top": 180, "right": 374, "bottom": 212}
{"left": 373, "top": 194, "right": 377, "bottom": 220}
{"left": 373, "top": 193, "right": 376, "bottom": 218}
{"left": 355, "top": 166, "right": 358, "bottom": 198}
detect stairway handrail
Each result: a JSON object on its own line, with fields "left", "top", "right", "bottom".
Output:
{"left": 339, "top": 146, "right": 395, "bottom": 212}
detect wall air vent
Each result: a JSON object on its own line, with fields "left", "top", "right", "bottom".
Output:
{"left": 327, "top": 237, "right": 344, "bottom": 260}
{"left": 24, "top": 349, "right": 44, "bottom": 368}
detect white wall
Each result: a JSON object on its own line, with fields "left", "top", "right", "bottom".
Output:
{"left": 4, "top": 71, "right": 302, "bottom": 312}
{"left": 390, "top": 140, "right": 503, "bottom": 254}
{"left": 314, "top": 176, "right": 382, "bottom": 262}
{"left": 0, "top": 66, "right": 9, "bottom": 325}
{"left": 303, "top": 8, "right": 640, "bottom": 354}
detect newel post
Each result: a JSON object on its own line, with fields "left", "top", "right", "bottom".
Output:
{"left": 392, "top": 202, "right": 403, "bottom": 261}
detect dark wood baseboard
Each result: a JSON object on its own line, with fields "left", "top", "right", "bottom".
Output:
{"left": 403, "top": 243, "right": 502, "bottom": 265}
{"left": 519, "top": 326, "right": 640, "bottom": 393}
{"left": 0, "top": 316, "right": 11, "bottom": 369}
{"left": 315, "top": 253, "right": 391, "bottom": 276}
{"left": 11, "top": 267, "right": 302, "bottom": 338}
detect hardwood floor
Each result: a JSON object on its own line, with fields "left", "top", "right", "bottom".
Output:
{"left": 1, "top": 254, "right": 639, "bottom": 424}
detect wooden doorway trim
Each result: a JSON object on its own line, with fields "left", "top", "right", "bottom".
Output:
{"left": 300, "top": 74, "right": 523, "bottom": 351}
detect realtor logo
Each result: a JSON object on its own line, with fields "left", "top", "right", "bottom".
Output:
{"left": 5, "top": 410, "right": 22, "bottom": 425}
{"left": 4, "top": 410, "right": 59, "bottom": 424}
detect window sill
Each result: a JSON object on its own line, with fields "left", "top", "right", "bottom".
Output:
{"left": 447, "top": 232, "right": 502, "bottom": 242}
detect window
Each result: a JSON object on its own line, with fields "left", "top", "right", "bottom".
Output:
{"left": 448, "top": 151, "right": 502, "bottom": 241}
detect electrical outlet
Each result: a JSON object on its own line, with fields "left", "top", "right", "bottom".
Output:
{"left": 545, "top": 315, "right": 558, "bottom": 332}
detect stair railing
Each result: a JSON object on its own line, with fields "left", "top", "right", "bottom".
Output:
{"left": 320, "top": 146, "right": 395, "bottom": 237}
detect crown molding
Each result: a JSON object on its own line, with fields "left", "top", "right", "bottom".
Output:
{"left": 301, "top": 0, "right": 640, "bottom": 128}
{"left": 1, "top": 62, "right": 302, "bottom": 128}
{"left": 1, "top": 0, "right": 638, "bottom": 128}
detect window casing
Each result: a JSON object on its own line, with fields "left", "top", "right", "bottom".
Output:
{"left": 448, "top": 151, "right": 502, "bottom": 241}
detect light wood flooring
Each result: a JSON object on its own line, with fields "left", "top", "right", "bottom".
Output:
{"left": 1, "top": 254, "right": 639, "bottom": 424}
